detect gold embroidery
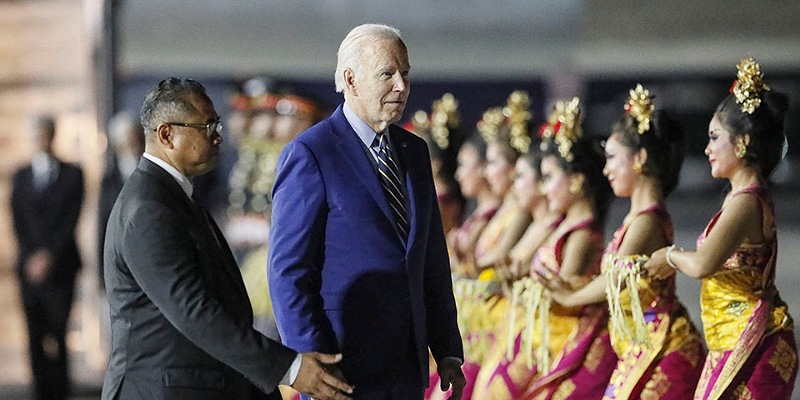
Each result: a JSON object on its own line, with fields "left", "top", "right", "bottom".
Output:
{"left": 678, "top": 343, "right": 703, "bottom": 369}
{"left": 695, "top": 352, "right": 722, "bottom": 398}
{"left": 552, "top": 379, "right": 576, "bottom": 400}
{"left": 640, "top": 366, "right": 670, "bottom": 400}
{"left": 604, "top": 349, "right": 637, "bottom": 397}
{"left": 486, "top": 378, "right": 513, "bottom": 400}
{"left": 768, "top": 338, "right": 798, "bottom": 383}
{"left": 583, "top": 336, "right": 605, "bottom": 373}
{"left": 732, "top": 383, "right": 754, "bottom": 399}
{"left": 531, "top": 391, "right": 548, "bottom": 400}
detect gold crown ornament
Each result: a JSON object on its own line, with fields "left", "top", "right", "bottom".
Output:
{"left": 730, "top": 57, "right": 771, "bottom": 114}
{"left": 539, "top": 97, "right": 582, "bottom": 162}
{"left": 477, "top": 107, "right": 506, "bottom": 144}
{"left": 624, "top": 84, "right": 654, "bottom": 134}
{"left": 477, "top": 91, "right": 532, "bottom": 153}
{"left": 430, "top": 93, "right": 460, "bottom": 150}
{"left": 504, "top": 90, "right": 532, "bottom": 153}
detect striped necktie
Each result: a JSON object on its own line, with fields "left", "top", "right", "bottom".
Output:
{"left": 376, "top": 131, "right": 409, "bottom": 240}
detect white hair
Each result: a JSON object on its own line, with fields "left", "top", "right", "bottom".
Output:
{"left": 334, "top": 23, "right": 403, "bottom": 93}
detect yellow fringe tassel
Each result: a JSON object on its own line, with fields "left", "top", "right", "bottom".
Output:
{"left": 602, "top": 253, "right": 649, "bottom": 347}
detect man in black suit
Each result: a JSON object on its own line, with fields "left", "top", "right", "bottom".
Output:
{"left": 11, "top": 115, "right": 84, "bottom": 400}
{"left": 102, "top": 78, "right": 353, "bottom": 400}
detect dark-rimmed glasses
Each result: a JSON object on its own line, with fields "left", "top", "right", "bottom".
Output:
{"left": 163, "top": 119, "right": 222, "bottom": 137}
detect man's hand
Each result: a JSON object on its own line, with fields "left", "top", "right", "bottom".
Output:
{"left": 24, "top": 249, "right": 52, "bottom": 284}
{"left": 438, "top": 358, "right": 466, "bottom": 400}
{"left": 291, "top": 352, "right": 353, "bottom": 400}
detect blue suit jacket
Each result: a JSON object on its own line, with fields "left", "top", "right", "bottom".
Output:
{"left": 269, "top": 105, "right": 462, "bottom": 390}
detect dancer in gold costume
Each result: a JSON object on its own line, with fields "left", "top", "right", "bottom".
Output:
{"left": 646, "top": 58, "right": 797, "bottom": 400}
{"left": 518, "top": 97, "right": 616, "bottom": 400}
{"left": 544, "top": 85, "right": 705, "bottom": 399}
{"left": 470, "top": 139, "right": 563, "bottom": 399}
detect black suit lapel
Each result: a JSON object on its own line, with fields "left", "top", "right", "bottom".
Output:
{"left": 139, "top": 158, "right": 252, "bottom": 313}
{"left": 193, "top": 200, "right": 250, "bottom": 303}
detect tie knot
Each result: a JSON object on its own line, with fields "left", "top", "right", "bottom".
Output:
{"left": 376, "top": 131, "right": 389, "bottom": 150}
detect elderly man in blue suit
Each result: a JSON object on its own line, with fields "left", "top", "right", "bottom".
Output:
{"left": 269, "top": 24, "right": 466, "bottom": 400}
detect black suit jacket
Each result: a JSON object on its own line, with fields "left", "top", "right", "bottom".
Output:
{"left": 97, "top": 152, "right": 127, "bottom": 285}
{"left": 102, "top": 158, "right": 295, "bottom": 400}
{"left": 11, "top": 159, "right": 83, "bottom": 283}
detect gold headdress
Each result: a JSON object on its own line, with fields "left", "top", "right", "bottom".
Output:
{"left": 730, "top": 57, "right": 770, "bottom": 114}
{"left": 430, "top": 93, "right": 460, "bottom": 150}
{"left": 624, "top": 84, "right": 654, "bottom": 134}
{"left": 477, "top": 107, "right": 505, "bottom": 144}
{"left": 504, "top": 91, "right": 532, "bottom": 153}
{"left": 409, "top": 93, "right": 460, "bottom": 150}
{"left": 539, "top": 97, "right": 582, "bottom": 162}
{"left": 477, "top": 91, "right": 532, "bottom": 153}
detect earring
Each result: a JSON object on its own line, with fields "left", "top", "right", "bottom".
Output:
{"left": 735, "top": 141, "right": 747, "bottom": 159}
{"left": 569, "top": 180, "right": 583, "bottom": 195}
{"left": 632, "top": 160, "right": 643, "bottom": 175}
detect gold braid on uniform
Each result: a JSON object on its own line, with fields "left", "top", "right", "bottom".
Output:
{"left": 624, "top": 84, "right": 655, "bottom": 135}
{"left": 730, "top": 57, "right": 771, "bottom": 115}
{"left": 539, "top": 97, "right": 582, "bottom": 162}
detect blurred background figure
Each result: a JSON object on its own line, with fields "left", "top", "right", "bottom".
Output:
{"left": 97, "top": 112, "right": 144, "bottom": 287}
{"left": 223, "top": 77, "right": 326, "bottom": 342}
{"left": 10, "top": 116, "right": 85, "bottom": 400}
{"left": 95, "top": 112, "right": 144, "bottom": 363}
{"left": 407, "top": 93, "right": 466, "bottom": 235}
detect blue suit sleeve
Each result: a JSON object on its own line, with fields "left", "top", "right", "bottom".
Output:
{"left": 420, "top": 149, "right": 464, "bottom": 362}
{"left": 268, "top": 140, "right": 337, "bottom": 353}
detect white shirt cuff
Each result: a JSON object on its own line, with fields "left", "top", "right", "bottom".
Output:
{"left": 280, "top": 353, "right": 303, "bottom": 386}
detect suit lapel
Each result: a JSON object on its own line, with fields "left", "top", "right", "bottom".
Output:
{"left": 329, "top": 107, "right": 396, "bottom": 225}
{"left": 139, "top": 158, "right": 250, "bottom": 302}
{"left": 199, "top": 206, "right": 250, "bottom": 300}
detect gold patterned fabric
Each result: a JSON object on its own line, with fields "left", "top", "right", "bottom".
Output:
{"left": 474, "top": 197, "right": 523, "bottom": 259}
{"left": 697, "top": 186, "right": 793, "bottom": 352}
{"left": 693, "top": 184, "right": 797, "bottom": 400}
{"left": 602, "top": 205, "right": 705, "bottom": 399}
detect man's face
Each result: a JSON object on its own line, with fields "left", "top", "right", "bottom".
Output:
{"left": 347, "top": 39, "right": 410, "bottom": 132}
{"left": 34, "top": 123, "right": 55, "bottom": 154}
{"left": 168, "top": 94, "right": 223, "bottom": 178}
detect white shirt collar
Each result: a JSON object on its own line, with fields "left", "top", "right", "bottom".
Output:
{"left": 343, "top": 102, "right": 385, "bottom": 149}
{"left": 31, "top": 152, "right": 53, "bottom": 175}
{"left": 142, "top": 152, "right": 194, "bottom": 199}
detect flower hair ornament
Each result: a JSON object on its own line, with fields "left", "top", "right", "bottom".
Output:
{"left": 730, "top": 57, "right": 771, "bottom": 114}
{"left": 504, "top": 90, "right": 533, "bottom": 153}
{"left": 624, "top": 84, "right": 654, "bottom": 134}
{"left": 476, "top": 106, "right": 505, "bottom": 144}
{"left": 430, "top": 93, "right": 460, "bottom": 150}
{"left": 410, "top": 93, "right": 460, "bottom": 151}
{"left": 477, "top": 91, "right": 532, "bottom": 153}
{"left": 539, "top": 97, "right": 582, "bottom": 162}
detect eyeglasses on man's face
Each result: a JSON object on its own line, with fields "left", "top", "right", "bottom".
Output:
{"left": 162, "top": 119, "right": 222, "bottom": 137}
